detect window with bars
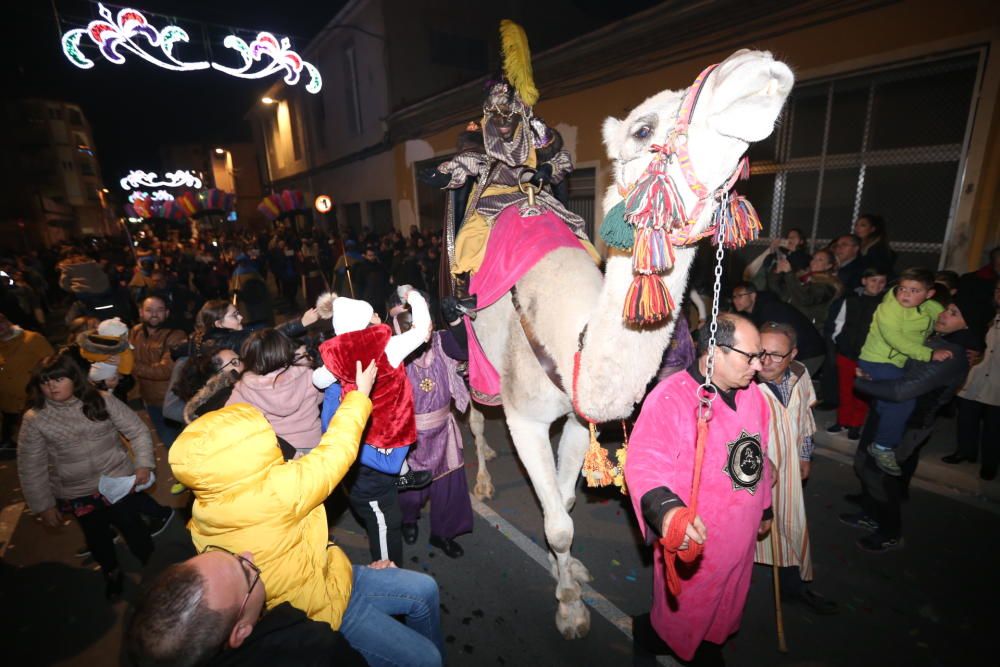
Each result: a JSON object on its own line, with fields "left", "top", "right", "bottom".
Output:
{"left": 742, "top": 51, "right": 982, "bottom": 269}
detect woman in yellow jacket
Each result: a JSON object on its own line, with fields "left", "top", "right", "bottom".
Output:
{"left": 169, "top": 360, "right": 444, "bottom": 667}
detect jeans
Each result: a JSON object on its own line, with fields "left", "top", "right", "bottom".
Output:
{"left": 339, "top": 565, "right": 443, "bottom": 667}
{"left": 955, "top": 397, "right": 1000, "bottom": 473}
{"left": 857, "top": 360, "right": 911, "bottom": 449}
{"left": 145, "top": 403, "right": 182, "bottom": 449}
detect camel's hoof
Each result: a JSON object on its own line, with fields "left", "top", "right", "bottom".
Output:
{"left": 556, "top": 600, "right": 591, "bottom": 639}
{"left": 482, "top": 443, "right": 497, "bottom": 461}
{"left": 473, "top": 475, "right": 495, "bottom": 500}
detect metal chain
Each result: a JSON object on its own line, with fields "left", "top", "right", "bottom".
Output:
{"left": 698, "top": 191, "right": 729, "bottom": 420}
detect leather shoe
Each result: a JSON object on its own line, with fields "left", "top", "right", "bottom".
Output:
{"left": 941, "top": 453, "right": 975, "bottom": 464}
{"left": 396, "top": 470, "right": 433, "bottom": 491}
{"left": 402, "top": 523, "right": 418, "bottom": 545}
{"left": 429, "top": 535, "right": 464, "bottom": 558}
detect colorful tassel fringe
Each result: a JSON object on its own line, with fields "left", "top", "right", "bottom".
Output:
{"left": 582, "top": 423, "right": 616, "bottom": 488}
{"left": 623, "top": 274, "right": 675, "bottom": 325}
{"left": 632, "top": 226, "right": 674, "bottom": 274}
{"left": 714, "top": 193, "right": 762, "bottom": 249}
{"left": 599, "top": 200, "right": 633, "bottom": 250}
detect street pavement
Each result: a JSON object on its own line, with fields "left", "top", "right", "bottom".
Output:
{"left": 0, "top": 404, "right": 997, "bottom": 666}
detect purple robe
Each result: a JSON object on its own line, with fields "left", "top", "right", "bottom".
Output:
{"left": 399, "top": 333, "right": 474, "bottom": 539}
{"left": 625, "top": 370, "right": 771, "bottom": 660}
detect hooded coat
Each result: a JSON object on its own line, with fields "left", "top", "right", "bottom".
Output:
{"left": 226, "top": 364, "right": 323, "bottom": 452}
{"left": 169, "top": 393, "right": 372, "bottom": 630}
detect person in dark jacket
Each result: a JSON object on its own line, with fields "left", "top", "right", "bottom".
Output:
{"left": 827, "top": 268, "right": 888, "bottom": 439}
{"left": 841, "top": 290, "right": 977, "bottom": 553}
{"left": 127, "top": 549, "right": 367, "bottom": 667}
{"left": 854, "top": 214, "right": 896, "bottom": 276}
{"left": 730, "top": 281, "right": 825, "bottom": 371}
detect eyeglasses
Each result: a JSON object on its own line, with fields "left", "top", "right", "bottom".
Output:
{"left": 217, "top": 357, "right": 242, "bottom": 373}
{"left": 719, "top": 344, "right": 765, "bottom": 364}
{"left": 760, "top": 349, "right": 793, "bottom": 364}
{"left": 201, "top": 545, "right": 260, "bottom": 622}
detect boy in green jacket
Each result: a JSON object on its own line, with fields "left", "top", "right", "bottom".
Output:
{"left": 858, "top": 268, "right": 951, "bottom": 475}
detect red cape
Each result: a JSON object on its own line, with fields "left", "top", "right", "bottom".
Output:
{"left": 319, "top": 324, "right": 416, "bottom": 448}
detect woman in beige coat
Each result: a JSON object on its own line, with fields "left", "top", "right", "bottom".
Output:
{"left": 18, "top": 352, "right": 157, "bottom": 600}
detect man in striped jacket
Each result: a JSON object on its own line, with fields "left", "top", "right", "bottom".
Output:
{"left": 753, "top": 321, "right": 838, "bottom": 615}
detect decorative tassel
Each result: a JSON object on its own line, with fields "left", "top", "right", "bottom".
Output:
{"left": 631, "top": 226, "right": 673, "bottom": 274}
{"left": 737, "top": 156, "right": 750, "bottom": 181}
{"left": 714, "top": 193, "right": 762, "bottom": 249}
{"left": 612, "top": 420, "right": 629, "bottom": 495}
{"left": 623, "top": 156, "right": 685, "bottom": 232}
{"left": 623, "top": 274, "right": 675, "bottom": 325}
{"left": 582, "top": 423, "right": 616, "bottom": 487}
{"left": 599, "top": 200, "right": 634, "bottom": 250}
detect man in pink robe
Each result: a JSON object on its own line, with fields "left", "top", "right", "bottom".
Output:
{"left": 626, "top": 313, "right": 773, "bottom": 665}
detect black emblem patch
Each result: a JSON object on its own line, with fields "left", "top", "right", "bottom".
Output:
{"left": 723, "top": 430, "right": 763, "bottom": 494}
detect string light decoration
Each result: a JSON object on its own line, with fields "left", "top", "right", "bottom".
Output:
{"left": 120, "top": 170, "right": 203, "bottom": 190}
{"left": 61, "top": 3, "right": 322, "bottom": 93}
{"left": 128, "top": 189, "right": 175, "bottom": 202}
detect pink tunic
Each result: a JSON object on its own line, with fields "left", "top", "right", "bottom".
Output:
{"left": 625, "top": 370, "right": 771, "bottom": 660}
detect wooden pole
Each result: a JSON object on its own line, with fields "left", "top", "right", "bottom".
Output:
{"left": 770, "top": 524, "right": 788, "bottom": 653}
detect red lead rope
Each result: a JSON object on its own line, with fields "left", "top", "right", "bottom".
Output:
{"left": 658, "top": 415, "right": 708, "bottom": 596}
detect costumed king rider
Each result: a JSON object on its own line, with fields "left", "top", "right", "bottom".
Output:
{"left": 626, "top": 313, "right": 773, "bottom": 664}
{"left": 420, "top": 19, "right": 600, "bottom": 313}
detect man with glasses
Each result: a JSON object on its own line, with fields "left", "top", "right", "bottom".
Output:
{"left": 127, "top": 546, "right": 366, "bottom": 666}
{"left": 752, "top": 322, "right": 837, "bottom": 615}
{"left": 627, "top": 313, "right": 774, "bottom": 664}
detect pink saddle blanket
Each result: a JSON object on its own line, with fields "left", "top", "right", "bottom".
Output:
{"left": 466, "top": 205, "right": 588, "bottom": 404}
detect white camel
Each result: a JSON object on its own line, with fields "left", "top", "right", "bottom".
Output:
{"left": 470, "top": 49, "right": 793, "bottom": 638}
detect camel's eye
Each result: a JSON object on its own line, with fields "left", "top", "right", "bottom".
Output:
{"left": 633, "top": 125, "right": 652, "bottom": 140}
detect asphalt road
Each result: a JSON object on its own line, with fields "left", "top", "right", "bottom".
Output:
{"left": 1, "top": 406, "right": 997, "bottom": 667}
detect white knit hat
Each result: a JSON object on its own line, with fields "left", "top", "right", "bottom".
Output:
{"left": 97, "top": 317, "right": 128, "bottom": 338}
{"left": 332, "top": 297, "right": 374, "bottom": 336}
{"left": 89, "top": 361, "right": 119, "bottom": 383}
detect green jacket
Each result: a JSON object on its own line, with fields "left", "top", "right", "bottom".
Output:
{"left": 859, "top": 291, "right": 944, "bottom": 367}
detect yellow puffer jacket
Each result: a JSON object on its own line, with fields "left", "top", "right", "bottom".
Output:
{"left": 168, "top": 392, "right": 372, "bottom": 629}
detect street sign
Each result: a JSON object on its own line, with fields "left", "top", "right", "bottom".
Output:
{"left": 314, "top": 194, "right": 333, "bottom": 213}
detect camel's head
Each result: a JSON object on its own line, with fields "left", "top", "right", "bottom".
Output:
{"left": 602, "top": 50, "right": 793, "bottom": 221}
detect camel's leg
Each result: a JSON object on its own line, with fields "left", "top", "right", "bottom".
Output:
{"left": 552, "top": 416, "right": 593, "bottom": 586}
{"left": 469, "top": 404, "right": 495, "bottom": 500}
{"left": 506, "top": 411, "right": 590, "bottom": 639}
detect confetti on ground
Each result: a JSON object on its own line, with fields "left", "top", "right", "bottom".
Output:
{"left": 625, "top": 574, "right": 637, "bottom": 582}
{"left": 611, "top": 559, "right": 621, "bottom": 566}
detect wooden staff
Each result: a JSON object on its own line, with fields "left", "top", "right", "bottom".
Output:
{"left": 338, "top": 237, "right": 355, "bottom": 298}
{"left": 770, "top": 522, "right": 788, "bottom": 653}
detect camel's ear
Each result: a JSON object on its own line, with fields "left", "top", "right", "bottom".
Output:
{"left": 602, "top": 116, "right": 622, "bottom": 154}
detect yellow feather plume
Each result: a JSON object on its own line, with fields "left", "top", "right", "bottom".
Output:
{"left": 499, "top": 19, "right": 538, "bottom": 107}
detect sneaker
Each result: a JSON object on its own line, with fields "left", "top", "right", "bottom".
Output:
{"left": 396, "top": 470, "right": 433, "bottom": 491}
{"left": 826, "top": 423, "right": 845, "bottom": 434}
{"left": 838, "top": 512, "right": 879, "bottom": 531}
{"left": 170, "top": 482, "right": 187, "bottom": 495}
{"left": 857, "top": 533, "right": 903, "bottom": 553}
{"left": 847, "top": 427, "right": 861, "bottom": 440}
{"left": 867, "top": 444, "right": 902, "bottom": 476}
{"left": 147, "top": 509, "right": 175, "bottom": 538}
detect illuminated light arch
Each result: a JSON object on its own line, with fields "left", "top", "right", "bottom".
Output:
{"left": 120, "top": 170, "right": 203, "bottom": 190}
{"left": 61, "top": 4, "right": 322, "bottom": 93}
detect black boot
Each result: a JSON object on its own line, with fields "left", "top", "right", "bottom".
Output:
{"left": 402, "top": 522, "right": 418, "bottom": 545}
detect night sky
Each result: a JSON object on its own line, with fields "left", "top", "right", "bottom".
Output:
{"left": 6, "top": 0, "right": 345, "bottom": 182}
